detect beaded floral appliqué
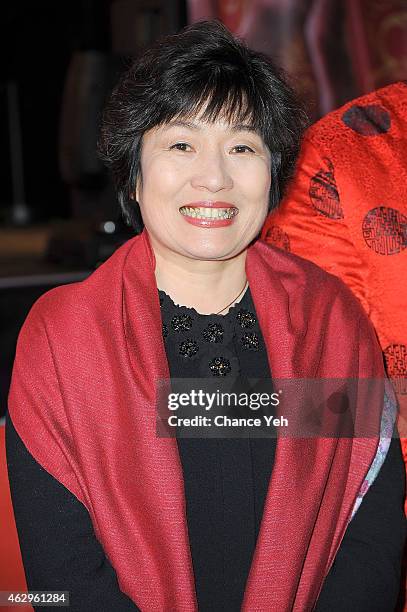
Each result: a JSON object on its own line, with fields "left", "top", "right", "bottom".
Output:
{"left": 241, "top": 332, "right": 259, "bottom": 350}
{"left": 179, "top": 339, "right": 199, "bottom": 358}
{"left": 236, "top": 309, "right": 256, "bottom": 329}
{"left": 209, "top": 357, "right": 232, "bottom": 376}
{"left": 171, "top": 314, "right": 194, "bottom": 332}
{"left": 202, "top": 323, "right": 224, "bottom": 343}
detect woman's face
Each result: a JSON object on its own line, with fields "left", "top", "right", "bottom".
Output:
{"left": 135, "top": 113, "right": 271, "bottom": 263}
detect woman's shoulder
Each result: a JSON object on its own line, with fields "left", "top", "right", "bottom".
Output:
{"left": 20, "top": 236, "right": 140, "bottom": 341}
{"left": 255, "top": 238, "right": 346, "bottom": 292}
{"left": 254, "top": 238, "right": 368, "bottom": 323}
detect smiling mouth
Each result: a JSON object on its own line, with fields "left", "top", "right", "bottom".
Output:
{"left": 179, "top": 206, "right": 238, "bottom": 220}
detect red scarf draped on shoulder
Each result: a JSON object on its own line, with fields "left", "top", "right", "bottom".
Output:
{"left": 8, "top": 229, "right": 384, "bottom": 611}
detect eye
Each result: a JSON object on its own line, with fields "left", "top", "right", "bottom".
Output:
{"left": 169, "top": 142, "right": 192, "bottom": 151}
{"left": 232, "top": 145, "right": 255, "bottom": 153}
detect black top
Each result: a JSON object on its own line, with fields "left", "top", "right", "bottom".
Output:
{"left": 6, "top": 287, "right": 407, "bottom": 611}
{"left": 161, "top": 287, "right": 274, "bottom": 611}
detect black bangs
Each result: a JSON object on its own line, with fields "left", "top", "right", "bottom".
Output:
{"left": 177, "top": 82, "right": 255, "bottom": 127}
{"left": 98, "top": 19, "right": 308, "bottom": 232}
{"left": 156, "top": 85, "right": 258, "bottom": 136}
{"left": 148, "top": 45, "right": 260, "bottom": 132}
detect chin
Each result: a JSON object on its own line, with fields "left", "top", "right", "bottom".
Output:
{"left": 182, "top": 243, "right": 247, "bottom": 262}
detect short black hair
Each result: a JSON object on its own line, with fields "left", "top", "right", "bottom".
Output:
{"left": 98, "top": 19, "right": 307, "bottom": 232}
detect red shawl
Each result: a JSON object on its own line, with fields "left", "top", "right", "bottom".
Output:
{"left": 8, "top": 229, "right": 384, "bottom": 611}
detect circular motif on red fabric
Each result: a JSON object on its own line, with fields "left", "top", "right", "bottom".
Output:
{"left": 263, "top": 225, "right": 291, "bottom": 251}
{"left": 362, "top": 206, "right": 407, "bottom": 255}
{"left": 384, "top": 344, "right": 407, "bottom": 396}
{"left": 342, "top": 104, "right": 391, "bottom": 135}
{"left": 309, "top": 158, "right": 343, "bottom": 219}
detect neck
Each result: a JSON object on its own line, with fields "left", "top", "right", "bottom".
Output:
{"left": 153, "top": 248, "right": 248, "bottom": 316}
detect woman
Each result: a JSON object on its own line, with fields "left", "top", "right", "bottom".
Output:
{"left": 6, "top": 20, "right": 406, "bottom": 612}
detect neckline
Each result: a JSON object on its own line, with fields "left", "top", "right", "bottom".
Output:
{"left": 158, "top": 285, "right": 251, "bottom": 318}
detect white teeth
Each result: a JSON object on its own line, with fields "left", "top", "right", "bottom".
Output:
{"left": 180, "top": 206, "right": 237, "bottom": 220}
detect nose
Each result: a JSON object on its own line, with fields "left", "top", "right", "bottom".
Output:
{"left": 190, "top": 147, "right": 233, "bottom": 192}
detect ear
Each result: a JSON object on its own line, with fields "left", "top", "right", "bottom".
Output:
{"left": 134, "top": 172, "right": 142, "bottom": 203}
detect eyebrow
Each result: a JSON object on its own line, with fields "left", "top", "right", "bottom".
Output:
{"left": 163, "top": 120, "right": 258, "bottom": 134}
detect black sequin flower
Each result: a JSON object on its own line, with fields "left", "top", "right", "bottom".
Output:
{"left": 162, "top": 323, "right": 168, "bottom": 338}
{"left": 171, "top": 314, "right": 193, "bottom": 332}
{"left": 202, "top": 323, "right": 224, "bottom": 343}
{"left": 179, "top": 339, "right": 199, "bottom": 358}
{"left": 209, "top": 356, "right": 232, "bottom": 376}
{"left": 241, "top": 332, "right": 259, "bottom": 350}
{"left": 236, "top": 309, "right": 256, "bottom": 329}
